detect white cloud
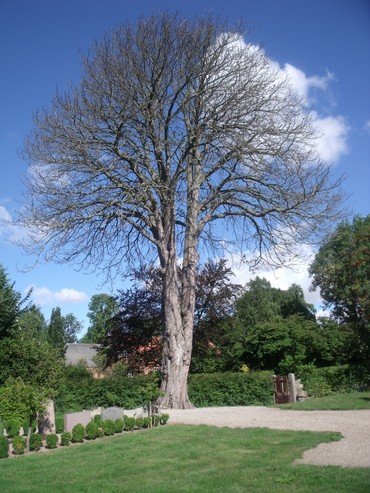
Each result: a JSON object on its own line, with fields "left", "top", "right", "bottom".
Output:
{"left": 313, "top": 114, "right": 349, "bottom": 163}
{"left": 283, "top": 64, "right": 333, "bottom": 103}
{"left": 0, "top": 205, "right": 28, "bottom": 242}
{"left": 26, "top": 285, "right": 88, "bottom": 305}
{"left": 364, "top": 120, "right": 370, "bottom": 133}
{"left": 228, "top": 42, "right": 348, "bottom": 164}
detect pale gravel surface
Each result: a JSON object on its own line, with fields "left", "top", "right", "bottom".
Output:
{"left": 166, "top": 406, "right": 370, "bottom": 468}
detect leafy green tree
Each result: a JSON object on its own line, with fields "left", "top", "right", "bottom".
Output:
{"left": 310, "top": 215, "right": 370, "bottom": 360}
{"left": 0, "top": 264, "right": 31, "bottom": 339}
{"left": 81, "top": 294, "right": 117, "bottom": 343}
{"left": 17, "top": 305, "right": 47, "bottom": 339}
{"left": 236, "top": 277, "right": 315, "bottom": 327}
{"left": 63, "top": 313, "right": 83, "bottom": 343}
{"left": 242, "top": 315, "right": 353, "bottom": 373}
{"left": 0, "top": 334, "right": 64, "bottom": 395}
{"left": 47, "top": 307, "right": 66, "bottom": 357}
{"left": 0, "top": 377, "right": 46, "bottom": 426}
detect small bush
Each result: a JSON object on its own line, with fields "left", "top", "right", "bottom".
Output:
{"left": 114, "top": 419, "right": 124, "bottom": 433}
{"left": 6, "top": 418, "right": 20, "bottom": 438}
{"left": 29, "top": 433, "right": 42, "bottom": 452}
{"left": 152, "top": 415, "right": 160, "bottom": 427}
{"left": 142, "top": 417, "right": 151, "bottom": 428}
{"left": 21, "top": 420, "right": 30, "bottom": 436}
{"left": 135, "top": 417, "right": 143, "bottom": 429}
{"left": 12, "top": 436, "right": 26, "bottom": 455}
{"left": 0, "top": 436, "right": 9, "bottom": 458}
{"left": 72, "top": 424, "right": 85, "bottom": 443}
{"left": 60, "top": 431, "right": 72, "bottom": 446}
{"left": 55, "top": 415, "right": 64, "bottom": 434}
{"left": 102, "top": 419, "right": 115, "bottom": 436}
{"left": 160, "top": 413, "right": 170, "bottom": 425}
{"left": 0, "top": 418, "right": 4, "bottom": 436}
{"left": 124, "top": 417, "right": 136, "bottom": 431}
{"left": 93, "top": 414, "right": 102, "bottom": 424}
{"left": 85, "top": 421, "right": 99, "bottom": 440}
{"left": 45, "top": 434, "right": 58, "bottom": 449}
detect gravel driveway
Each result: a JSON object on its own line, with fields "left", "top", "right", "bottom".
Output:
{"left": 167, "top": 406, "right": 370, "bottom": 468}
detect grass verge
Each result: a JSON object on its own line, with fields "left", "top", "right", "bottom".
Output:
{"left": 0, "top": 425, "right": 369, "bottom": 492}
{"left": 277, "top": 391, "right": 370, "bottom": 411}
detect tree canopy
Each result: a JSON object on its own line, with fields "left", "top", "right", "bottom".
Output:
{"left": 310, "top": 215, "right": 370, "bottom": 362}
{"left": 20, "top": 14, "right": 344, "bottom": 407}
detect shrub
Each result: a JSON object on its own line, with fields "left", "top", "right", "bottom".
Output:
{"left": 85, "top": 421, "right": 99, "bottom": 440}
{"left": 12, "top": 435, "right": 26, "bottom": 455}
{"left": 296, "top": 364, "right": 369, "bottom": 397}
{"left": 93, "top": 414, "right": 102, "bottom": 424}
{"left": 160, "top": 413, "right": 170, "bottom": 425}
{"left": 55, "top": 415, "right": 64, "bottom": 434}
{"left": 0, "top": 377, "right": 46, "bottom": 426}
{"left": 135, "top": 417, "right": 143, "bottom": 429}
{"left": 114, "top": 418, "right": 124, "bottom": 433}
{"left": 29, "top": 433, "right": 42, "bottom": 451}
{"left": 188, "top": 371, "right": 274, "bottom": 407}
{"left": 101, "top": 419, "right": 115, "bottom": 436}
{"left": 60, "top": 431, "right": 72, "bottom": 446}
{"left": 45, "top": 434, "right": 58, "bottom": 449}
{"left": 124, "top": 417, "right": 136, "bottom": 431}
{"left": 72, "top": 424, "right": 85, "bottom": 443}
{"left": 142, "top": 417, "right": 151, "bottom": 428}
{"left": 152, "top": 415, "right": 160, "bottom": 427}
{"left": 0, "top": 436, "right": 9, "bottom": 458}
{"left": 55, "top": 374, "right": 151, "bottom": 414}
{"left": 21, "top": 420, "right": 30, "bottom": 436}
{"left": 6, "top": 418, "right": 20, "bottom": 438}
{"left": 0, "top": 418, "right": 4, "bottom": 436}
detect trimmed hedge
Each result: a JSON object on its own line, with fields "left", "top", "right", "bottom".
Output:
{"left": 55, "top": 373, "right": 152, "bottom": 414}
{"left": 6, "top": 418, "right": 20, "bottom": 438}
{"left": 0, "top": 436, "right": 9, "bottom": 458}
{"left": 85, "top": 421, "right": 99, "bottom": 440}
{"left": 296, "top": 365, "right": 369, "bottom": 397}
{"left": 55, "top": 415, "right": 64, "bottom": 434}
{"left": 188, "top": 371, "right": 274, "bottom": 407}
{"left": 45, "top": 434, "right": 58, "bottom": 449}
{"left": 29, "top": 433, "right": 42, "bottom": 452}
{"left": 72, "top": 424, "right": 85, "bottom": 443}
{"left": 60, "top": 431, "right": 72, "bottom": 446}
{"left": 12, "top": 436, "right": 25, "bottom": 455}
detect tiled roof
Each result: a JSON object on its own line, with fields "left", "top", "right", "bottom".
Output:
{"left": 65, "top": 343, "right": 100, "bottom": 367}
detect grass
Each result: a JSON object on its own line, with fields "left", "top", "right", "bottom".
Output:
{"left": 277, "top": 391, "right": 370, "bottom": 411}
{"left": 0, "top": 425, "right": 369, "bottom": 492}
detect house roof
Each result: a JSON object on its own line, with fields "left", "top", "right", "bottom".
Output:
{"left": 65, "top": 343, "right": 100, "bottom": 367}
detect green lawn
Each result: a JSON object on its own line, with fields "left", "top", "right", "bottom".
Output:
{"left": 0, "top": 425, "right": 369, "bottom": 492}
{"left": 277, "top": 391, "right": 370, "bottom": 411}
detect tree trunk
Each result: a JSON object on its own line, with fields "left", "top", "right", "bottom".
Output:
{"left": 158, "top": 248, "right": 195, "bottom": 408}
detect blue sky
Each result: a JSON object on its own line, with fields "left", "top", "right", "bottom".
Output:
{"left": 0, "top": 0, "right": 369, "bottom": 334}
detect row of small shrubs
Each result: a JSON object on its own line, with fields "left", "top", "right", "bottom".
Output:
{"left": 0, "top": 432, "right": 61, "bottom": 458}
{"left": 188, "top": 371, "right": 274, "bottom": 407}
{"left": 296, "top": 364, "right": 369, "bottom": 397}
{"left": 0, "top": 414, "right": 170, "bottom": 459}
{"left": 71, "top": 414, "right": 170, "bottom": 443}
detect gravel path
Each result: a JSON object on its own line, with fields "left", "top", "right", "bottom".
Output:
{"left": 166, "top": 406, "right": 370, "bottom": 468}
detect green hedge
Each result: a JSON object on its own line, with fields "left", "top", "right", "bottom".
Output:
{"left": 55, "top": 373, "right": 152, "bottom": 414}
{"left": 296, "top": 365, "right": 369, "bottom": 397}
{"left": 55, "top": 370, "right": 275, "bottom": 412}
{"left": 188, "top": 371, "right": 274, "bottom": 407}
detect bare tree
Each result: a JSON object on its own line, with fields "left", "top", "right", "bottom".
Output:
{"left": 20, "top": 14, "right": 343, "bottom": 408}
